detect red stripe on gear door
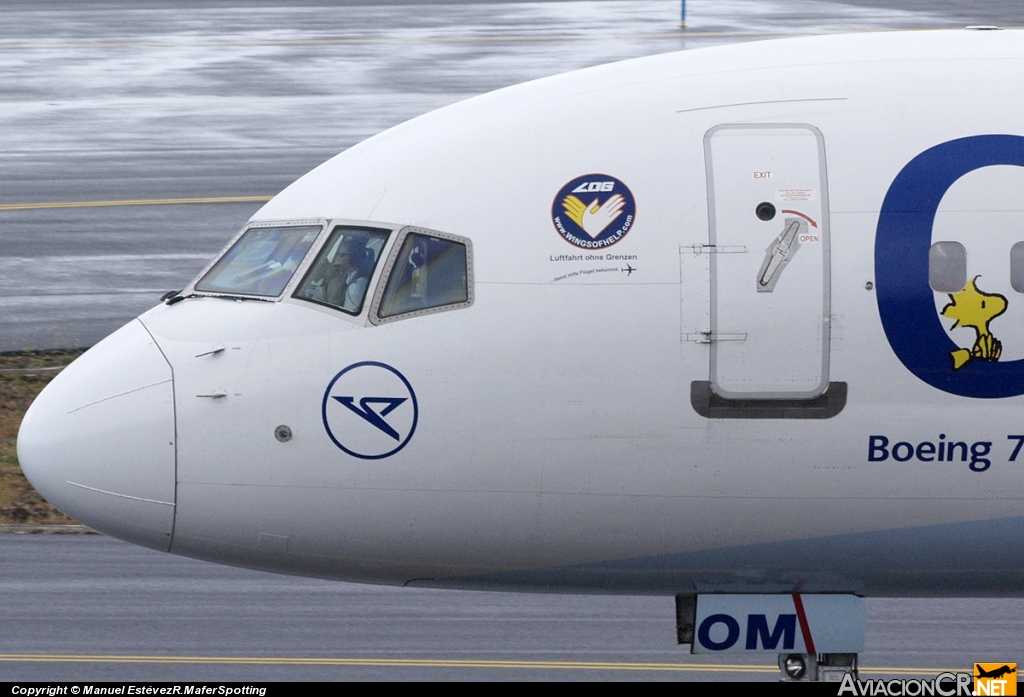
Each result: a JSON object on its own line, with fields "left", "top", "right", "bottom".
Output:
{"left": 791, "top": 594, "right": 816, "bottom": 654}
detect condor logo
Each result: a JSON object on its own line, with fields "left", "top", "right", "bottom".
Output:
{"left": 691, "top": 594, "right": 865, "bottom": 654}
{"left": 321, "top": 361, "right": 419, "bottom": 460}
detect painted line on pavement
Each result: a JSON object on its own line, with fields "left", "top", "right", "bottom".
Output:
{"left": 0, "top": 196, "right": 272, "bottom": 211}
{"left": 0, "top": 654, "right": 962, "bottom": 675}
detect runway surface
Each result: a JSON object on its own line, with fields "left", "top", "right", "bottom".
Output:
{"left": 0, "top": 0, "right": 979, "bottom": 352}
{"left": 2, "top": 534, "right": 1022, "bottom": 682}
{"left": 6, "top": 0, "right": 1024, "bottom": 684}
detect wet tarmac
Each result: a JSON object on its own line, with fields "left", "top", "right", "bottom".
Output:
{"left": 0, "top": 0, "right": 969, "bottom": 352}
{"left": 2, "top": 534, "right": 1022, "bottom": 682}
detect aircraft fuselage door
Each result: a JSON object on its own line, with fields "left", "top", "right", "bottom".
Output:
{"left": 705, "top": 124, "right": 831, "bottom": 399}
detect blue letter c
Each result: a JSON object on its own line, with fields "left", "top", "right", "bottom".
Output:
{"left": 876, "top": 135, "right": 1024, "bottom": 398}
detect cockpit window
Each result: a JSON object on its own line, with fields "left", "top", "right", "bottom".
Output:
{"left": 195, "top": 225, "right": 321, "bottom": 297}
{"left": 294, "top": 225, "right": 390, "bottom": 315}
{"left": 378, "top": 232, "right": 469, "bottom": 319}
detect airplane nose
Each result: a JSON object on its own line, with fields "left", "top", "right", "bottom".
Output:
{"left": 17, "top": 319, "right": 176, "bottom": 551}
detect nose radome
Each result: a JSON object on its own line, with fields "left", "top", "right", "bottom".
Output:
{"left": 17, "top": 319, "right": 176, "bottom": 551}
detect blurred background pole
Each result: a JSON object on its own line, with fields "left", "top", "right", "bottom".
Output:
{"left": 680, "top": 0, "right": 686, "bottom": 27}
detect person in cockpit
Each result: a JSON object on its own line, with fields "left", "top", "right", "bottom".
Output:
{"left": 296, "top": 227, "right": 389, "bottom": 314}
{"left": 326, "top": 238, "right": 372, "bottom": 313}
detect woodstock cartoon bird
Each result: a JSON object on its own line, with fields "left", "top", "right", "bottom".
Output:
{"left": 941, "top": 275, "right": 1007, "bottom": 370}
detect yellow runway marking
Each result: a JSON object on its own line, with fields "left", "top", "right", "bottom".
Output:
{"left": 0, "top": 655, "right": 772, "bottom": 671}
{"left": 0, "top": 195, "right": 273, "bottom": 212}
{"left": 0, "top": 654, "right": 962, "bottom": 675}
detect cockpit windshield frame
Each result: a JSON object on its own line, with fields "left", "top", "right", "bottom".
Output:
{"left": 183, "top": 219, "right": 472, "bottom": 326}
{"left": 292, "top": 224, "right": 393, "bottom": 316}
{"left": 367, "top": 225, "right": 474, "bottom": 325}
{"left": 185, "top": 219, "right": 327, "bottom": 301}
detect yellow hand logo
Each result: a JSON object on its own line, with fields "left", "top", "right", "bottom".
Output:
{"left": 562, "top": 194, "right": 626, "bottom": 239}
{"left": 562, "top": 195, "right": 588, "bottom": 228}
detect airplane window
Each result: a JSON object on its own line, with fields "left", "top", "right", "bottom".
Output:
{"left": 195, "top": 225, "right": 321, "bottom": 297}
{"left": 928, "top": 241, "right": 967, "bottom": 293}
{"left": 1011, "top": 242, "right": 1024, "bottom": 293}
{"left": 378, "top": 233, "right": 469, "bottom": 319}
{"left": 294, "top": 226, "right": 390, "bottom": 315}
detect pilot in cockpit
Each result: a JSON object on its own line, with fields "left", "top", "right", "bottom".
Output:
{"left": 326, "top": 238, "right": 373, "bottom": 312}
{"left": 298, "top": 232, "right": 375, "bottom": 314}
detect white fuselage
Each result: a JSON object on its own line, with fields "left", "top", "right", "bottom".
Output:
{"left": 18, "top": 29, "right": 1024, "bottom": 596}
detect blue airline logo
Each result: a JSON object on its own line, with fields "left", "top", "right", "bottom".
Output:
{"left": 333, "top": 396, "right": 407, "bottom": 440}
{"left": 322, "top": 362, "right": 418, "bottom": 460}
{"left": 876, "top": 135, "right": 1024, "bottom": 398}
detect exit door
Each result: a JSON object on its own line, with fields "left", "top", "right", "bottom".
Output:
{"left": 704, "top": 124, "right": 831, "bottom": 399}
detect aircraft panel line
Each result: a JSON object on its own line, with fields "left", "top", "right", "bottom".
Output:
{"left": 169, "top": 481, "right": 1024, "bottom": 502}
{"left": 676, "top": 97, "right": 849, "bottom": 113}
